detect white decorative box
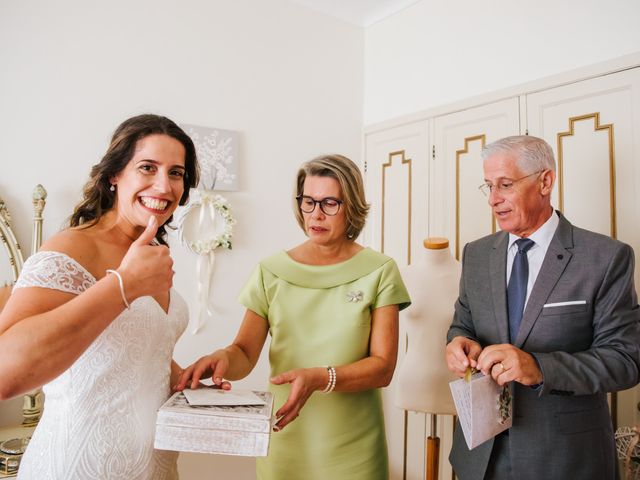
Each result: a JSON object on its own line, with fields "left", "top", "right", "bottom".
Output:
{"left": 154, "top": 390, "right": 274, "bottom": 457}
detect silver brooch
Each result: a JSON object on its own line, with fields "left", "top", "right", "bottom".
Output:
{"left": 346, "top": 290, "right": 364, "bottom": 303}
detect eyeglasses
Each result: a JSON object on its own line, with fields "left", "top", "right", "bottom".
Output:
{"left": 478, "top": 170, "right": 543, "bottom": 197}
{"left": 296, "top": 195, "right": 343, "bottom": 216}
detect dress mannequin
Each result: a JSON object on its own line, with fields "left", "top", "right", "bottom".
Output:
{"left": 395, "top": 237, "right": 461, "bottom": 414}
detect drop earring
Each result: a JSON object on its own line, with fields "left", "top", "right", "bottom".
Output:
{"left": 110, "top": 184, "right": 115, "bottom": 192}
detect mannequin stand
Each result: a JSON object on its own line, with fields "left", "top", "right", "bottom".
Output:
{"left": 395, "top": 237, "right": 460, "bottom": 480}
{"left": 426, "top": 414, "right": 439, "bottom": 480}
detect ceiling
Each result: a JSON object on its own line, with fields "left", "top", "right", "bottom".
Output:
{"left": 287, "top": 0, "right": 422, "bottom": 27}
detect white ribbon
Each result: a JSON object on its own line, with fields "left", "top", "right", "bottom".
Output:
{"left": 194, "top": 250, "right": 215, "bottom": 334}
{"left": 178, "top": 188, "right": 234, "bottom": 334}
{"left": 191, "top": 193, "right": 217, "bottom": 334}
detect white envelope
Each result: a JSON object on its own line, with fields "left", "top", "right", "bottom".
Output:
{"left": 449, "top": 372, "right": 512, "bottom": 449}
{"left": 183, "top": 388, "right": 267, "bottom": 407}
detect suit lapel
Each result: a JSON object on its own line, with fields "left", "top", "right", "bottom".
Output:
{"left": 515, "top": 212, "right": 574, "bottom": 347}
{"left": 490, "top": 232, "right": 510, "bottom": 344}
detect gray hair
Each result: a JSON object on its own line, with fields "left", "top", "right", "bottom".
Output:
{"left": 481, "top": 135, "right": 556, "bottom": 173}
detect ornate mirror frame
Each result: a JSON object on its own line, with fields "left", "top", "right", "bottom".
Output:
{"left": 0, "top": 197, "right": 25, "bottom": 283}
{"left": 0, "top": 185, "right": 47, "bottom": 428}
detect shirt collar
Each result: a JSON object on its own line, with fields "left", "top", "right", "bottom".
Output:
{"left": 260, "top": 247, "right": 391, "bottom": 288}
{"left": 508, "top": 208, "right": 559, "bottom": 251}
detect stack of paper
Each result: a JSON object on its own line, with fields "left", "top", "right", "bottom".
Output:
{"left": 449, "top": 372, "right": 512, "bottom": 449}
{"left": 154, "top": 388, "right": 274, "bottom": 457}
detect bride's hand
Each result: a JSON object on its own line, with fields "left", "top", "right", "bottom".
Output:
{"left": 117, "top": 217, "right": 174, "bottom": 301}
{"left": 174, "top": 350, "right": 232, "bottom": 391}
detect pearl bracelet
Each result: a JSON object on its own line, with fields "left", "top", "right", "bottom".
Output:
{"left": 106, "top": 269, "right": 130, "bottom": 309}
{"left": 321, "top": 366, "right": 336, "bottom": 393}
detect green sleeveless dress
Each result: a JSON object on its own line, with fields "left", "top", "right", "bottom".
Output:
{"left": 238, "top": 248, "right": 411, "bottom": 480}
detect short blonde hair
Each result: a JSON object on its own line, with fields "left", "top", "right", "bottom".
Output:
{"left": 294, "top": 154, "right": 370, "bottom": 240}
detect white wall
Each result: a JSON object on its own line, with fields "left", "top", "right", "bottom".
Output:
{"left": 364, "top": 0, "right": 640, "bottom": 125}
{"left": 5, "top": 0, "right": 640, "bottom": 477}
{"left": 0, "top": 1, "right": 363, "bottom": 478}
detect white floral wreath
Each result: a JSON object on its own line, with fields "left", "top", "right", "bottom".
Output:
{"left": 184, "top": 192, "right": 235, "bottom": 253}
{"left": 178, "top": 189, "right": 236, "bottom": 333}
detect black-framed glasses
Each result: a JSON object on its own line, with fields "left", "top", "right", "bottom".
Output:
{"left": 296, "top": 195, "right": 343, "bottom": 216}
{"left": 478, "top": 170, "right": 543, "bottom": 197}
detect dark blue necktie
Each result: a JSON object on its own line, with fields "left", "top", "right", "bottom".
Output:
{"left": 507, "top": 238, "right": 535, "bottom": 342}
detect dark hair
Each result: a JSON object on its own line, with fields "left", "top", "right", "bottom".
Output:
{"left": 68, "top": 114, "right": 199, "bottom": 245}
{"left": 294, "top": 154, "right": 369, "bottom": 240}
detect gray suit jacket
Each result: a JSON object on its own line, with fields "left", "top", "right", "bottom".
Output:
{"left": 447, "top": 212, "right": 640, "bottom": 480}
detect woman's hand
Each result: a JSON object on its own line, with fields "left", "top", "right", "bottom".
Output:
{"left": 174, "top": 350, "right": 233, "bottom": 391}
{"left": 173, "top": 311, "right": 270, "bottom": 393}
{"left": 270, "top": 367, "right": 326, "bottom": 431}
{"left": 117, "top": 217, "right": 175, "bottom": 301}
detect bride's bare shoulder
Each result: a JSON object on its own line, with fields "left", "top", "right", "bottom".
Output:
{"left": 39, "top": 227, "right": 100, "bottom": 269}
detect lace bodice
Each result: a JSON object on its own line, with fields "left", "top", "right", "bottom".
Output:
{"left": 14, "top": 250, "right": 95, "bottom": 294}
{"left": 15, "top": 251, "right": 188, "bottom": 480}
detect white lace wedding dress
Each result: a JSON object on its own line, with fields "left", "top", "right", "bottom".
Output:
{"left": 15, "top": 251, "right": 188, "bottom": 480}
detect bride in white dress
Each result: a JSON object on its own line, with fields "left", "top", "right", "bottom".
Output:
{"left": 0, "top": 114, "right": 200, "bottom": 479}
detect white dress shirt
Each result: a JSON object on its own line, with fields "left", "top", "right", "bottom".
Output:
{"left": 506, "top": 209, "right": 560, "bottom": 308}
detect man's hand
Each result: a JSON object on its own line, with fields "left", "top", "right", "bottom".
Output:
{"left": 446, "top": 336, "right": 482, "bottom": 377}
{"left": 476, "top": 343, "right": 543, "bottom": 386}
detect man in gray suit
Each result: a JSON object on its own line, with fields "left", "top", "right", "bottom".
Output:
{"left": 446, "top": 135, "right": 640, "bottom": 480}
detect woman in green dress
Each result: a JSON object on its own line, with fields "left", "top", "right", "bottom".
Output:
{"left": 176, "top": 154, "right": 411, "bottom": 480}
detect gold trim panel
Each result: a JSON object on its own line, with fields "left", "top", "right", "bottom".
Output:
{"left": 455, "top": 135, "right": 492, "bottom": 260}
{"left": 381, "top": 150, "right": 412, "bottom": 265}
{"left": 556, "top": 112, "right": 616, "bottom": 238}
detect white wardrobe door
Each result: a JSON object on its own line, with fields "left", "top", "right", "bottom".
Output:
{"left": 433, "top": 97, "right": 521, "bottom": 259}
{"left": 364, "top": 120, "right": 429, "bottom": 480}
{"left": 526, "top": 66, "right": 640, "bottom": 428}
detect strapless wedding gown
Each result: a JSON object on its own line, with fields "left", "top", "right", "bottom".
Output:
{"left": 14, "top": 251, "right": 187, "bottom": 480}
